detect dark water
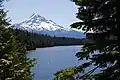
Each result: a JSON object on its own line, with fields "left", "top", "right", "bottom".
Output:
{"left": 27, "top": 45, "right": 89, "bottom": 80}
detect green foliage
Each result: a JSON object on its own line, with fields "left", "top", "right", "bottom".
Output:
{"left": 54, "top": 0, "right": 117, "bottom": 80}
{"left": 12, "top": 29, "right": 84, "bottom": 50}
{"left": 0, "top": 0, "right": 35, "bottom": 80}
{"left": 54, "top": 62, "right": 92, "bottom": 80}
{"left": 54, "top": 66, "right": 79, "bottom": 80}
{"left": 0, "top": 28, "right": 35, "bottom": 80}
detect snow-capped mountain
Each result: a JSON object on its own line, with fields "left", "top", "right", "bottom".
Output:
{"left": 14, "top": 13, "right": 85, "bottom": 38}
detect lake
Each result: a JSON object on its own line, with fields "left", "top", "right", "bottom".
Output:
{"left": 27, "top": 45, "right": 89, "bottom": 80}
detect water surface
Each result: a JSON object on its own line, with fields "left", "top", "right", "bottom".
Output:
{"left": 27, "top": 45, "right": 87, "bottom": 80}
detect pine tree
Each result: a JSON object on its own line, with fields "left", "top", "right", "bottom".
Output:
{"left": 0, "top": 0, "right": 35, "bottom": 80}
{"left": 54, "top": 0, "right": 117, "bottom": 80}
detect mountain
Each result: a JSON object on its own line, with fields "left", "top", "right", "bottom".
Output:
{"left": 13, "top": 13, "right": 85, "bottom": 38}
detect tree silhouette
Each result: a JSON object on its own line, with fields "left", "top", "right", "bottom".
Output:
{"left": 0, "top": 0, "right": 35, "bottom": 79}
{"left": 54, "top": 0, "right": 117, "bottom": 79}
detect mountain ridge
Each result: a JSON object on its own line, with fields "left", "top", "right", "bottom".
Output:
{"left": 13, "top": 13, "right": 85, "bottom": 38}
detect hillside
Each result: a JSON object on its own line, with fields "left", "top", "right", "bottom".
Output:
{"left": 13, "top": 13, "right": 85, "bottom": 38}
{"left": 12, "top": 29, "right": 84, "bottom": 50}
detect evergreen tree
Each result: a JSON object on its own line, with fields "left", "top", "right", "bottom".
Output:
{"left": 13, "top": 29, "right": 84, "bottom": 50}
{"left": 54, "top": 0, "right": 117, "bottom": 80}
{"left": 0, "top": 0, "right": 35, "bottom": 80}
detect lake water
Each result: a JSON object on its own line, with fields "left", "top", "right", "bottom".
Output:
{"left": 27, "top": 45, "right": 90, "bottom": 80}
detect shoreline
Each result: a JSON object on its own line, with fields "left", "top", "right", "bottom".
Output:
{"left": 27, "top": 44, "right": 83, "bottom": 51}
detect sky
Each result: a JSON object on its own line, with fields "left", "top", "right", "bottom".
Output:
{"left": 4, "top": 0, "right": 80, "bottom": 28}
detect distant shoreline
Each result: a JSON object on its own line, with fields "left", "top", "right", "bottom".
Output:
{"left": 27, "top": 44, "right": 83, "bottom": 51}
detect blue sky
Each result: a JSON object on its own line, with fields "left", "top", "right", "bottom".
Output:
{"left": 4, "top": 0, "right": 79, "bottom": 27}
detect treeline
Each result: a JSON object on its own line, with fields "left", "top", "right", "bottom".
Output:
{"left": 11, "top": 29, "right": 84, "bottom": 50}
{"left": 0, "top": 0, "right": 34, "bottom": 78}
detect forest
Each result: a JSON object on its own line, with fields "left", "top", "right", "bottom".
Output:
{"left": 54, "top": 0, "right": 117, "bottom": 80}
{"left": 11, "top": 28, "right": 85, "bottom": 50}
{"left": 0, "top": 0, "right": 117, "bottom": 79}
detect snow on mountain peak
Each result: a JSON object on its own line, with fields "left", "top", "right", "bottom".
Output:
{"left": 30, "top": 13, "right": 41, "bottom": 18}
{"left": 15, "top": 13, "right": 71, "bottom": 31}
{"left": 26, "top": 13, "right": 48, "bottom": 23}
{"left": 14, "top": 13, "right": 85, "bottom": 38}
